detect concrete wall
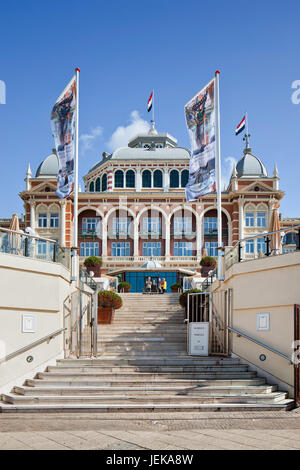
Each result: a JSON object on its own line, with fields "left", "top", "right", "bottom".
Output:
{"left": 212, "top": 252, "right": 300, "bottom": 397}
{"left": 0, "top": 252, "right": 75, "bottom": 393}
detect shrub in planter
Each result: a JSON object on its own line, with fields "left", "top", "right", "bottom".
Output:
{"left": 179, "top": 289, "right": 202, "bottom": 309}
{"left": 171, "top": 282, "right": 182, "bottom": 292}
{"left": 200, "top": 256, "right": 217, "bottom": 267}
{"left": 97, "top": 291, "right": 123, "bottom": 324}
{"left": 118, "top": 282, "right": 131, "bottom": 293}
{"left": 84, "top": 256, "right": 103, "bottom": 276}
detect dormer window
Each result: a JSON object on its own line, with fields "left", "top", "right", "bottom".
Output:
{"left": 143, "top": 144, "right": 150, "bottom": 149}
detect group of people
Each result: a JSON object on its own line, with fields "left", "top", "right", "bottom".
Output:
{"left": 144, "top": 277, "right": 167, "bottom": 294}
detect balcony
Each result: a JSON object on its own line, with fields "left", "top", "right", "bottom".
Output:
{"left": 204, "top": 229, "right": 228, "bottom": 238}
{"left": 139, "top": 231, "right": 162, "bottom": 239}
{"left": 107, "top": 231, "right": 130, "bottom": 239}
{"left": 170, "top": 231, "right": 196, "bottom": 239}
{"left": 79, "top": 230, "right": 98, "bottom": 241}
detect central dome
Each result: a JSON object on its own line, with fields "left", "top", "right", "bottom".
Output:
{"left": 35, "top": 152, "right": 58, "bottom": 178}
{"left": 141, "top": 259, "right": 162, "bottom": 269}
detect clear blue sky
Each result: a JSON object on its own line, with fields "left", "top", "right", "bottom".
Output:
{"left": 0, "top": 0, "right": 299, "bottom": 218}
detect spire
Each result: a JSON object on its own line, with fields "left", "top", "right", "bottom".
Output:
{"left": 273, "top": 163, "right": 279, "bottom": 177}
{"left": 273, "top": 163, "right": 279, "bottom": 190}
{"left": 148, "top": 120, "right": 158, "bottom": 136}
{"left": 26, "top": 163, "right": 32, "bottom": 178}
{"left": 232, "top": 163, "right": 237, "bottom": 178}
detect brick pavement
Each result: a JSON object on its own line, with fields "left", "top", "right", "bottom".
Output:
{"left": 1, "top": 410, "right": 300, "bottom": 450}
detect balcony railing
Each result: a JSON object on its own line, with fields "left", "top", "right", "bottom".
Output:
{"left": 0, "top": 227, "right": 70, "bottom": 270}
{"left": 170, "top": 231, "right": 196, "bottom": 239}
{"left": 80, "top": 229, "right": 99, "bottom": 240}
{"left": 204, "top": 229, "right": 228, "bottom": 237}
{"left": 107, "top": 231, "right": 130, "bottom": 239}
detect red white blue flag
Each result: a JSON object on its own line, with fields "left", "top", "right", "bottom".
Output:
{"left": 235, "top": 116, "right": 246, "bottom": 135}
{"left": 147, "top": 91, "right": 153, "bottom": 112}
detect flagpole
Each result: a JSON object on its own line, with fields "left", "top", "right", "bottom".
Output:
{"left": 73, "top": 67, "right": 80, "bottom": 280}
{"left": 215, "top": 70, "right": 223, "bottom": 281}
{"left": 152, "top": 89, "right": 154, "bottom": 123}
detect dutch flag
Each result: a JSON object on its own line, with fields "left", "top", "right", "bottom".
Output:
{"left": 147, "top": 91, "right": 153, "bottom": 112}
{"left": 235, "top": 116, "right": 246, "bottom": 135}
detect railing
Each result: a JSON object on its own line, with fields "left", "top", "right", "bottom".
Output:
{"left": 0, "top": 226, "right": 70, "bottom": 270}
{"left": 64, "top": 287, "right": 98, "bottom": 358}
{"left": 224, "top": 225, "right": 300, "bottom": 271}
{"left": 79, "top": 266, "right": 98, "bottom": 291}
{"left": 0, "top": 328, "right": 66, "bottom": 364}
{"left": 227, "top": 326, "right": 292, "bottom": 363}
{"left": 201, "top": 269, "right": 217, "bottom": 291}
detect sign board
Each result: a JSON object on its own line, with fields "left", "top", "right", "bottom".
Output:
{"left": 189, "top": 322, "right": 209, "bottom": 356}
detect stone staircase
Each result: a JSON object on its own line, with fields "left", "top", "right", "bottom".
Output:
{"left": 0, "top": 293, "right": 294, "bottom": 412}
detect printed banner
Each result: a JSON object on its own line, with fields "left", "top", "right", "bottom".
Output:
{"left": 51, "top": 76, "right": 76, "bottom": 198}
{"left": 185, "top": 78, "right": 216, "bottom": 201}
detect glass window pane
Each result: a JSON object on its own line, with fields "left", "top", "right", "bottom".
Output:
{"left": 38, "top": 213, "right": 47, "bottom": 228}
{"left": 126, "top": 170, "right": 135, "bottom": 188}
{"left": 102, "top": 174, "right": 107, "bottom": 191}
{"left": 181, "top": 170, "right": 189, "bottom": 188}
{"left": 170, "top": 170, "right": 179, "bottom": 188}
{"left": 50, "top": 213, "right": 59, "bottom": 228}
{"left": 153, "top": 170, "right": 163, "bottom": 188}
{"left": 142, "top": 170, "right": 151, "bottom": 188}
{"left": 114, "top": 170, "right": 124, "bottom": 188}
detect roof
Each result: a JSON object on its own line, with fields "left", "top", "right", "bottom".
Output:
{"left": 35, "top": 153, "right": 59, "bottom": 178}
{"left": 236, "top": 148, "right": 268, "bottom": 178}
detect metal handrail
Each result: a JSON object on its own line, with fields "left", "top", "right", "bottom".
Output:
{"left": 226, "top": 224, "right": 300, "bottom": 259}
{"left": 0, "top": 328, "right": 66, "bottom": 364}
{"left": 227, "top": 326, "right": 292, "bottom": 363}
{"left": 0, "top": 226, "right": 57, "bottom": 243}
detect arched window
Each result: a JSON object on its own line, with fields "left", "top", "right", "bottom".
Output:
{"left": 114, "top": 170, "right": 124, "bottom": 188}
{"left": 142, "top": 170, "right": 152, "bottom": 188}
{"left": 95, "top": 177, "right": 101, "bottom": 192}
{"left": 153, "top": 170, "right": 163, "bottom": 188}
{"left": 89, "top": 181, "right": 95, "bottom": 192}
{"left": 181, "top": 170, "right": 189, "bottom": 188}
{"left": 102, "top": 174, "right": 107, "bottom": 192}
{"left": 126, "top": 170, "right": 135, "bottom": 188}
{"left": 170, "top": 169, "right": 179, "bottom": 188}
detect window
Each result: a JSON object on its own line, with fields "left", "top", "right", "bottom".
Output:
{"left": 245, "top": 212, "right": 254, "bottom": 227}
{"left": 245, "top": 239, "right": 255, "bottom": 254}
{"left": 257, "top": 212, "right": 266, "bottom": 227}
{"left": 257, "top": 238, "right": 266, "bottom": 254}
{"left": 153, "top": 170, "right": 163, "bottom": 188}
{"left": 38, "top": 213, "right": 47, "bottom": 228}
{"left": 114, "top": 170, "right": 124, "bottom": 188}
{"left": 126, "top": 170, "right": 135, "bottom": 188}
{"left": 95, "top": 177, "right": 101, "bottom": 192}
{"left": 204, "top": 217, "right": 217, "bottom": 234}
{"left": 143, "top": 217, "right": 161, "bottom": 235}
{"left": 80, "top": 242, "right": 99, "bottom": 257}
{"left": 89, "top": 181, "right": 94, "bottom": 192}
{"left": 112, "top": 218, "right": 130, "bottom": 235}
{"left": 102, "top": 174, "right": 107, "bottom": 192}
{"left": 174, "top": 217, "right": 192, "bottom": 235}
{"left": 283, "top": 232, "right": 298, "bottom": 245}
{"left": 37, "top": 240, "right": 47, "bottom": 256}
{"left": 50, "top": 213, "right": 59, "bottom": 228}
{"left": 170, "top": 170, "right": 179, "bottom": 188}
{"left": 142, "top": 170, "right": 152, "bottom": 188}
{"left": 111, "top": 242, "right": 130, "bottom": 256}
{"left": 181, "top": 170, "right": 189, "bottom": 188}
{"left": 205, "top": 242, "right": 218, "bottom": 257}
{"left": 143, "top": 242, "right": 161, "bottom": 256}
{"left": 82, "top": 218, "right": 100, "bottom": 234}
{"left": 174, "top": 242, "right": 193, "bottom": 256}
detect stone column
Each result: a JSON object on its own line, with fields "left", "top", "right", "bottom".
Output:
{"left": 163, "top": 167, "right": 169, "bottom": 192}
{"left": 238, "top": 198, "right": 244, "bottom": 240}
{"left": 60, "top": 200, "right": 66, "bottom": 247}
{"left": 102, "top": 217, "right": 108, "bottom": 258}
{"left": 196, "top": 215, "right": 202, "bottom": 260}
{"left": 165, "top": 218, "right": 170, "bottom": 261}
{"left": 136, "top": 167, "right": 141, "bottom": 192}
{"left": 30, "top": 201, "right": 36, "bottom": 230}
{"left": 133, "top": 219, "right": 139, "bottom": 260}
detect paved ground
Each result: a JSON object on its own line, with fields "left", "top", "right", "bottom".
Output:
{"left": 1, "top": 409, "right": 300, "bottom": 450}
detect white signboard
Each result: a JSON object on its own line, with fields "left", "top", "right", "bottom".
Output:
{"left": 189, "top": 322, "right": 209, "bottom": 356}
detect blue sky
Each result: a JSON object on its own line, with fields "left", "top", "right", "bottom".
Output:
{"left": 0, "top": 0, "right": 299, "bottom": 217}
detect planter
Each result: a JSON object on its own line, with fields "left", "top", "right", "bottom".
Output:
{"left": 86, "top": 265, "right": 102, "bottom": 277}
{"left": 171, "top": 287, "right": 181, "bottom": 293}
{"left": 201, "top": 265, "right": 215, "bottom": 277}
{"left": 98, "top": 307, "right": 114, "bottom": 324}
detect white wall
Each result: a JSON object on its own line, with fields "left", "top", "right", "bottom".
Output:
{"left": 0, "top": 252, "right": 75, "bottom": 393}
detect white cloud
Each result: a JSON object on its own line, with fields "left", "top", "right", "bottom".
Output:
{"left": 106, "top": 111, "right": 150, "bottom": 152}
{"left": 80, "top": 126, "right": 103, "bottom": 154}
{"left": 221, "top": 156, "right": 237, "bottom": 190}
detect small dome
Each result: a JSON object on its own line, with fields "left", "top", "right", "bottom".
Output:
{"left": 141, "top": 259, "right": 162, "bottom": 269}
{"left": 35, "top": 153, "right": 59, "bottom": 178}
{"left": 236, "top": 148, "right": 268, "bottom": 178}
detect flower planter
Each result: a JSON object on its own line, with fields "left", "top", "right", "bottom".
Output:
{"left": 86, "top": 265, "right": 102, "bottom": 277}
{"left": 201, "top": 266, "right": 215, "bottom": 277}
{"left": 98, "top": 307, "right": 114, "bottom": 324}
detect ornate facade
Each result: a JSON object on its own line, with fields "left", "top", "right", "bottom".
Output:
{"left": 19, "top": 123, "right": 299, "bottom": 273}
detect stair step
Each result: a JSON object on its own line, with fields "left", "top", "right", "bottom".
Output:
{"left": 2, "top": 392, "right": 288, "bottom": 405}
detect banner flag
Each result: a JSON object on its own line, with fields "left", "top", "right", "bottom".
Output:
{"left": 51, "top": 76, "right": 76, "bottom": 199}
{"left": 184, "top": 78, "right": 216, "bottom": 201}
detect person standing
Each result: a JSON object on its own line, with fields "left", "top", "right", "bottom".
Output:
{"left": 162, "top": 278, "right": 167, "bottom": 294}
{"left": 158, "top": 278, "right": 163, "bottom": 294}
{"left": 145, "top": 277, "right": 152, "bottom": 294}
